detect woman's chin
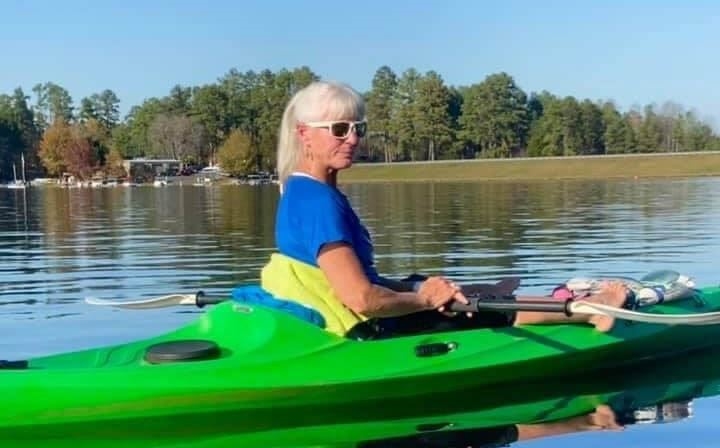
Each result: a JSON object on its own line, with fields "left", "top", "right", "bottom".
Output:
{"left": 332, "top": 159, "right": 354, "bottom": 170}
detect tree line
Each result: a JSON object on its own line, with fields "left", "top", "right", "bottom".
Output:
{"left": 2, "top": 66, "right": 719, "bottom": 181}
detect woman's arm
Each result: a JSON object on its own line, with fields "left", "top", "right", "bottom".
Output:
{"left": 317, "top": 242, "right": 465, "bottom": 317}
{"left": 516, "top": 405, "right": 623, "bottom": 441}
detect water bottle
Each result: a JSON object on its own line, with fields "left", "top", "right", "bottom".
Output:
{"left": 634, "top": 285, "right": 666, "bottom": 307}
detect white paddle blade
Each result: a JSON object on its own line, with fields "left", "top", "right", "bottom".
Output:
{"left": 84, "top": 294, "right": 198, "bottom": 309}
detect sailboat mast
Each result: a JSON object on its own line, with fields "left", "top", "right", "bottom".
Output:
{"left": 21, "top": 153, "right": 26, "bottom": 184}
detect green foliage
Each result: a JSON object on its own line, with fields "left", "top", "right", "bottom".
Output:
{"left": 579, "top": 100, "right": 605, "bottom": 154}
{"left": 32, "top": 82, "right": 74, "bottom": 127}
{"left": 366, "top": 66, "right": 398, "bottom": 162}
{"left": 3, "top": 65, "right": 720, "bottom": 182}
{"left": 527, "top": 96, "right": 609, "bottom": 157}
{"left": 459, "top": 73, "right": 529, "bottom": 158}
{"left": 120, "top": 98, "right": 168, "bottom": 157}
{"left": 602, "top": 102, "right": 635, "bottom": 154}
{"left": 190, "top": 84, "right": 231, "bottom": 152}
{"left": 0, "top": 117, "right": 23, "bottom": 180}
{"left": 390, "top": 68, "right": 422, "bottom": 161}
{"left": 413, "top": 71, "right": 453, "bottom": 161}
{"left": 636, "top": 106, "right": 663, "bottom": 152}
{"left": 0, "top": 89, "right": 39, "bottom": 180}
{"left": 79, "top": 89, "right": 120, "bottom": 130}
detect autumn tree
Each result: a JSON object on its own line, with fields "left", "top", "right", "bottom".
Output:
{"left": 38, "top": 121, "right": 72, "bottom": 176}
{"left": 63, "top": 128, "right": 96, "bottom": 180}
{"left": 217, "top": 129, "right": 254, "bottom": 176}
{"left": 38, "top": 121, "right": 96, "bottom": 178}
{"left": 104, "top": 147, "right": 127, "bottom": 178}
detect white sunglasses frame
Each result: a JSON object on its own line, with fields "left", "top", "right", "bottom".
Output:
{"left": 302, "top": 120, "right": 367, "bottom": 139}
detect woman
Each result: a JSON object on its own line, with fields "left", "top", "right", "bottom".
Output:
{"left": 259, "top": 80, "right": 627, "bottom": 338}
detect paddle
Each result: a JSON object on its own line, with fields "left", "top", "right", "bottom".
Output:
{"left": 454, "top": 295, "right": 720, "bottom": 325}
{"left": 84, "top": 269, "right": 689, "bottom": 310}
{"left": 85, "top": 290, "right": 720, "bottom": 325}
{"left": 85, "top": 291, "right": 220, "bottom": 309}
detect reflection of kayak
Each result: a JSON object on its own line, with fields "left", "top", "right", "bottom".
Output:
{"left": 5, "top": 344, "right": 720, "bottom": 447}
{"left": 4, "top": 285, "right": 720, "bottom": 433}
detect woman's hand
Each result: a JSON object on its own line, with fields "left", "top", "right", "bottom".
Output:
{"left": 416, "top": 277, "right": 469, "bottom": 312}
{"left": 578, "top": 404, "right": 624, "bottom": 431}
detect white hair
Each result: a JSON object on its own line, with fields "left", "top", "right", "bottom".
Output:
{"left": 276, "top": 80, "right": 365, "bottom": 187}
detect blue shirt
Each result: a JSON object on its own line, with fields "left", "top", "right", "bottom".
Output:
{"left": 275, "top": 174, "right": 380, "bottom": 283}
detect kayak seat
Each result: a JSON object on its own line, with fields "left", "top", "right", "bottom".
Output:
{"left": 0, "top": 360, "right": 28, "bottom": 370}
{"left": 144, "top": 340, "right": 221, "bottom": 364}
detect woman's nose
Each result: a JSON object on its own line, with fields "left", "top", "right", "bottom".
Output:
{"left": 345, "top": 130, "right": 360, "bottom": 144}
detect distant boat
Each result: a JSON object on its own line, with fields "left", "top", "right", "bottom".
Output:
{"left": 90, "top": 176, "right": 105, "bottom": 188}
{"left": 193, "top": 175, "right": 213, "bottom": 186}
{"left": 6, "top": 155, "right": 26, "bottom": 189}
{"left": 153, "top": 176, "right": 171, "bottom": 187}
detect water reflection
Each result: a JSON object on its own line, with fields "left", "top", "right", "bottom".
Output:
{"left": 3, "top": 177, "right": 720, "bottom": 445}
{"left": 345, "top": 178, "right": 720, "bottom": 289}
{"left": 2, "top": 178, "right": 720, "bottom": 316}
{"left": 1, "top": 185, "right": 279, "bottom": 307}
{"left": 2, "top": 344, "right": 720, "bottom": 447}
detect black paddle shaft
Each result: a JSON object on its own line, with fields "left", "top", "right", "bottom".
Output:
{"left": 194, "top": 291, "right": 228, "bottom": 308}
{"left": 449, "top": 295, "right": 573, "bottom": 316}
{"left": 191, "top": 291, "right": 573, "bottom": 315}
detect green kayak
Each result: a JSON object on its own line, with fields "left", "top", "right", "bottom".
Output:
{"left": 3, "top": 284, "right": 720, "bottom": 434}
{"left": 4, "top": 335, "right": 720, "bottom": 447}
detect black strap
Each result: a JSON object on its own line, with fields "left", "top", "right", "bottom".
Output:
{"left": 460, "top": 278, "right": 521, "bottom": 299}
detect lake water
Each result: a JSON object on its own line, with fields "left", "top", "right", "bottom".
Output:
{"left": 2, "top": 176, "right": 720, "bottom": 446}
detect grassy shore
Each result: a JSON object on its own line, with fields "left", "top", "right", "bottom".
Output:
{"left": 340, "top": 152, "right": 720, "bottom": 183}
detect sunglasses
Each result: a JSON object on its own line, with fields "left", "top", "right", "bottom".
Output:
{"left": 304, "top": 120, "right": 367, "bottom": 139}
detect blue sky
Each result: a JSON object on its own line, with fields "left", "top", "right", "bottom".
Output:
{"left": 2, "top": 0, "right": 719, "bottom": 127}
